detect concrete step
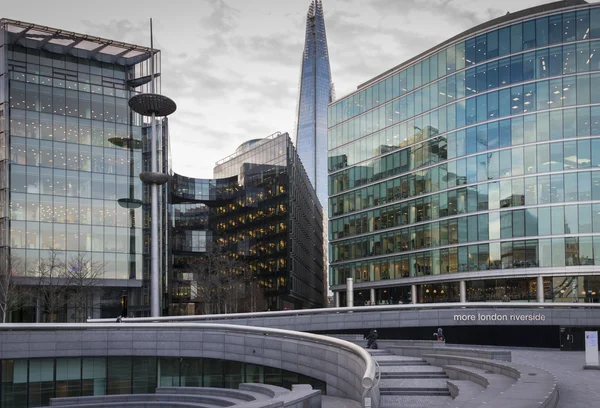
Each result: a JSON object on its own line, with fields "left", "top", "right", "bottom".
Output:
{"left": 373, "top": 355, "right": 423, "bottom": 361}
{"left": 378, "top": 360, "right": 429, "bottom": 366}
{"left": 367, "top": 350, "right": 393, "bottom": 356}
{"left": 380, "top": 395, "right": 453, "bottom": 408}
{"left": 446, "top": 379, "right": 486, "bottom": 400}
{"left": 379, "top": 378, "right": 449, "bottom": 389}
{"left": 380, "top": 365, "right": 445, "bottom": 373}
{"left": 380, "top": 388, "right": 451, "bottom": 396}
{"left": 381, "top": 372, "right": 448, "bottom": 379}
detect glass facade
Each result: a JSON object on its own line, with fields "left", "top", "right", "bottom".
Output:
{"left": 0, "top": 19, "right": 159, "bottom": 321}
{"left": 295, "top": 0, "right": 334, "bottom": 209}
{"left": 0, "top": 357, "right": 325, "bottom": 408}
{"left": 328, "top": 2, "right": 600, "bottom": 304}
{"left": 169, "top": 133, "right": 325, "bottom": 314}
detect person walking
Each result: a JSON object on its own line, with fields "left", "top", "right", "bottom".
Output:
{"left": 365, "top": 329, "right": 379, "bottom": 349}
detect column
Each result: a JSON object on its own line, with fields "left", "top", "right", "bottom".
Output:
{"left": 537, "top": 275, "right": 544, "bottom": 303}
{"left": 346, "top": 278, "right": 354, "bottom": 307}
{"left": 334, "top": 292, "right": 340, "bottom": 308}
{"left": 460, "top": 280, "right": 467, "bottom": 303}
{"left": 411, "top": 285, "right": 417, "bottom": 304}
{"left": 370, "top": 288, "right": 376, "bottom": 305}
{"left": 127, "top": 19, "right": 176, "bottom": 317}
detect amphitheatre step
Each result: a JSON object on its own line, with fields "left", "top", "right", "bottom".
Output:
{"left": 381, "top": 372, "right": 449, "bottom": 379}
{"left": 50, "top": 401, "right": 216, "bottom": 408}
{"left": 367, "top": 350, "right": 393, "bottom": 356}
{"left": 443, "top": 364, "right": 516, "bottom": 394}
{"left": 380, "top": 394, "right": 453, "bottom": 408}
{"left": 373, "top": 352, "right": 453, "bottom": 402}
{"left": 380, "top": 365, "right": 444, "bottom": 373}
{"left": 446, "top": 379, "right": 486, "bottom": 400}
{"left": 48, "top": 393, "right": 244, "bottom": 407}
{"left": 155, "top": 386, "right": 267, "bottom": 402}
{"left": 380, "top": 385, "right": 450, "bottom": 392}
{"left": 373, "top": 355, "right": 425, "bottom": 362}
{"left": 380, "top": 378, "right": 449, "bottom": 388}
{"left": 377, "top": 360, "right": 429, "bottom": 366}
{"left": 380, "top": 389, "right": 452, "bottom": 396}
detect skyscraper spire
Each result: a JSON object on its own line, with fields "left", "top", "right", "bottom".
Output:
{"left": 294, "top": 0, "right": 333, "bottom": 210}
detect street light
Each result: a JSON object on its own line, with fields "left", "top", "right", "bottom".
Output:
{"left": 128, "top": 19, "right": 177, "bottom": 317}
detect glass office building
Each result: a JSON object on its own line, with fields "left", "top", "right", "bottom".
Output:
{"left": 0, "top": 19, "right": 159, "bottom": 320}
{"left": 295, "top": 0, "right": 334, "bottom": 304}
{"left": 169, "top": 132, "right": 325, "bottom": 313}
{"left": 295, "top": 0, "right": 335, "bottom": 209}
{"left": 328, "top": 0, "right": 600, "bottom": 305}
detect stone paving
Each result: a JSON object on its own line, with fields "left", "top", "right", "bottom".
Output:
{"left": 321, "top": 395, "right": 361, "bottom": 408}
{"left": 326, "top": 345, "right": 600, "bottom": 407}
{"left": 509, "top": 349, "right": 600, "bottom": 408}
{"left": 432, "top": 345, "right": 600, "bottom": 407}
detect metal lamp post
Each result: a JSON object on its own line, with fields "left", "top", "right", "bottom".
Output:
{"left": 128, "top": 19, "right": 176, "bottom": 317}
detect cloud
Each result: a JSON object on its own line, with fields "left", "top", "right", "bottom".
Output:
{"left": 81, "top": 19, "right": 148, "bottom": 41}
{"left": 202, "top": 0, "right": 239, "bottom": 33}
{"left": 365, "top": 0, "right": 503, "bottom": 26}
{"left": 50, "top": 0, "right": 560, "bottom": 180}
{"left": 229, "top": 34, "right": 303, "bottom": 64}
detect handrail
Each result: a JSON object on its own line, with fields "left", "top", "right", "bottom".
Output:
{"left": 0, "top": 322, "right": 377, "bottom": 392}
{"left": 87, "top": 301, "right": 600, "bottom": 324}
{"left": 361, "top": 356, "right": 380, "bottom": 408}
{"left": 373, "top": 358, "right": 381, "bottom": 389}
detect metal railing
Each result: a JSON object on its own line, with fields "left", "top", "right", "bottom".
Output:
{"left": 88, "top": 301, "right": 600, "bottom": 324}
{"left": 362, "top": 357, "right": 381, "bottom": 408}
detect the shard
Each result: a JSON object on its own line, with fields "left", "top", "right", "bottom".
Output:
{"left": 295, "top": 0, "right": 334, "bottom": 210}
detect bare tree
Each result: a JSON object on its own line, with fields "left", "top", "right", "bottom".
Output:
{"left": 33, "top": 250, "right": 69, "bottom": 323}
{"left": 0, "top": 254, "right": 27, "bottom": 323}
{"left": 63, "top": 253, "right": 104, "bottom": 322}
{"left": 244, "top": 276, "right": 269, "bottom": 313}
{"left": 188, "top": 242, "right": 250, "bottom": 314}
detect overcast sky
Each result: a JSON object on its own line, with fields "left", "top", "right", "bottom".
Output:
{"left": 3, "top": 0, "right": 596, "bottom": 177}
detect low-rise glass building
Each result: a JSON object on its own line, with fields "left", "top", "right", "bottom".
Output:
{"left": 328, "top": 0, "right": 600, "bottom": 305}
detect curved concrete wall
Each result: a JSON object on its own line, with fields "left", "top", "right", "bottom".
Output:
{"left": 0, "top": 323, "right": 377, "bottom": 407}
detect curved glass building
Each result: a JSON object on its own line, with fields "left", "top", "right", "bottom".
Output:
{"left": 328, "top": 0, "right": 600, "bottom": 305}
{"left": 169, "top": 132, "right": 325, "bottom": 314}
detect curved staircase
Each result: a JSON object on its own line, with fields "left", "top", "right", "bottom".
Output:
{"left": 368, "top": 349, "right": 453, "bottom": 408}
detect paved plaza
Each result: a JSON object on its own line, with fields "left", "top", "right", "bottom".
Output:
{"left": 509, "top": 349, "right": 600, "bottom": 408}
{"left": 322, "top": 346, "right": 600, "bottom": 407}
